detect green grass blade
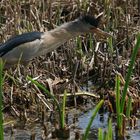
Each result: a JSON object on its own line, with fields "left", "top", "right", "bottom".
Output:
{"left": 115, "top": 75, "right": 121, "bottom": 130}
{"left": 76, "top": 36, "right": 83, "bottom": 56}
{"left": 107, "top": 37, "right": 113, "bottom": 54}
{"left": 107, "top": 119, "right": 113, "bottom": 140}
{"left": 0, "top": 59, "right": 4, "bottom": 140}
{"left": 120, "top": 34, "right": 140, "bottom": 116}
{"left": 27, "top": 76, "right": 63, "bottom": 128}
{"left": 89, "top": 33, "right": 93, "bottom": 49}
{"left": 82, "top": 100, "right": 104, "bottom": 140}
{"left": 82, "top": 0, "right": 88, "bottom": 11}
{"left": 98, "top": 128, "right": 103, "bottom": 140}
{"left": 104, "top": 131, "right": 107, "bottom": 140}
{"left": 126, "top": 96, "right": 132, "bottom": 118}
{"left": 61, "top": 90, "right": 67, "bottom": 129}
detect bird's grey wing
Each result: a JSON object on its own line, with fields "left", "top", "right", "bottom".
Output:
{"left": 0, "top": 31, "right": 43, "bottom": 57}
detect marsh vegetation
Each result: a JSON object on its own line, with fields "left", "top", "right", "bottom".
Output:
{"left": 0, "top": 0, "right": 140, "bottom": 140}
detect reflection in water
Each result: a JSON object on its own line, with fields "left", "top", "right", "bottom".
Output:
{"left": 4, "top": 109, "right": 140, "bottom": 140}
{"left": 78, "top": 110, "right": 109, "bottom": 129}
{"left": 77, "top": 109, "right": 140, "bottom": 140}
{"left": 4, "top": 125, "right": 44, "bottom": 140}
{"left": 77, "top": 110, "right": 109, "bottom": 140}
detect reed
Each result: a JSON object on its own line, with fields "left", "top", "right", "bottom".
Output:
{"left": 98, "top": 119, "right": 113, "bottom": 140}
{"left": 120, "top": 34, "right": 140, "bottom": 115}
{"left": 98, "top": 128, "right": 103, "bottom": 140}
{"left": 61, "top": 90, "right": 67, "bottom": 129}
{"left": 126, "top": 96, "right": 132, "bottom": 118}
{"left": 115, "top": 34, "right": 140, "bottom": 136}
{"left": 27, "top": 76, "right": 67, "bottom": 129}
{"left": 107, "top": 119, "right": 113, "bottom": 140}
{"left": 76, "top": 36, "right": 83, "bottom": 56}
{"left": 0, "top": 59, "right": 4, "bottom": 140}
{"left": 82, "top": 100, "right": 104, "bottom": 140}
{"left": 115, "top": 75, "right": 121, "bottom": 134}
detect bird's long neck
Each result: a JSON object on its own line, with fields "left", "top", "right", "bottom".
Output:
{"left": 49, "top": 21, "right": 81, "bottom": 40}
{"left": 39, "top": 21, "right": 81, "bottom": 55}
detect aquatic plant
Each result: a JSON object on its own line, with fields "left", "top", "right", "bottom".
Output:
{"left": 0, "top": 59, "right": 4, "bottom": 140}
{"left": 27, "top": 76, "right": 67, "bottom": 134}
{"left": 98, "top": 119, "right": 113, "bottom": 140}
{"left": 115, "top": 34, "right": 140, "bottom": 137}
{"left": 82, "top": 100, "right": 104, "bottom": 140}
{"left": 98, "top": 128, "right": 103, "bottom": 140}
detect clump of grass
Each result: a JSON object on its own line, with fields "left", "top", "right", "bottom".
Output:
{"left": 126, "top": 96, "right": 132, "bottom": 118}
{"left": 98, "top": 128, "right": 103, "bottom": 140}
{"left": 115, "top": 74, "right": 121, "bottom": 134}
{"left": 107, "top": 119, "right": 113, "bottom": 140}
{"left": 27, "top": 76, "right": 67, "bottom": 130}
{"left": 82, "top": 100, "right": 104, "bottom": 140}
{"left": 76, "top": 36, "right": 83, "bottom": 56}
{"left": 120, "top": 34, "right": 140, "bottom": 115}
{"left": 98, "top": 119, "right": 113, "bottom": 140}
{"left": 0, "top": 59, "right": 4, "bottom": 140}
{"left": 115, "top": 34, "right": 140, "bottom": 137}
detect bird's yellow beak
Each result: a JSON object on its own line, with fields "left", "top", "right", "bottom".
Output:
{"left": 90, "top": 27, "right": 113, "bottom": 38}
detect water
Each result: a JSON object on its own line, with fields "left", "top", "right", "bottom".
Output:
{"left": 4, "top": 108, "right": 140, "bottom": 140}
{"left": 77, "top": 109, "right": 140, "bottom": 140}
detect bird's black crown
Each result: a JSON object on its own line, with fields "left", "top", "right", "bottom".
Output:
{"left": 79, "top": 15, "right": 100, "bottom": 27}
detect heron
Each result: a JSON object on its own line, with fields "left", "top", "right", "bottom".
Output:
{"left": 0, "top": 14, "right": 112, "bottom": 67}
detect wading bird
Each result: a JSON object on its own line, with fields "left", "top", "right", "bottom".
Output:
{"left": 0, "top": 14, "right": 111, "bottom": 67}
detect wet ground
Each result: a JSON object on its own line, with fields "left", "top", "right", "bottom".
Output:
{"left": 4, "top": 106, "right": 140, "bottom": 140}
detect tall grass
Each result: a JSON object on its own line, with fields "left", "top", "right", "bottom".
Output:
{"left": 27, "top": 76, "right": 67, "bottom": 129}
{"left": 98, "top": 119, "right": 113, "bottom": 140}
{"left": 61, "top": 90, "right": 67, "bottom": 129}
{"left": 0, "top": 59, "right": 4, "bottom": 140}
{"left": 120, "top": 34, "right": 140, "bottom": 114}
{"left": 126, "top": 96, "right": 132, "bottom": 118}
{"left": 107, "top": 119, "right": 113, "bottom": 140}
{"left": 115, "top": 75, "right": 121, "bottom": 134}
{"left": 82, "top": 100, "right": 104, "bottom": 140}
{"left": 98, "top": 128, "right": 103, "bottom": 140}
{"left": 115, "top": 34, "right": 140, "bottom": 136}
{"left": 76, "top": 36, "right": 83, "bottom": 56}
